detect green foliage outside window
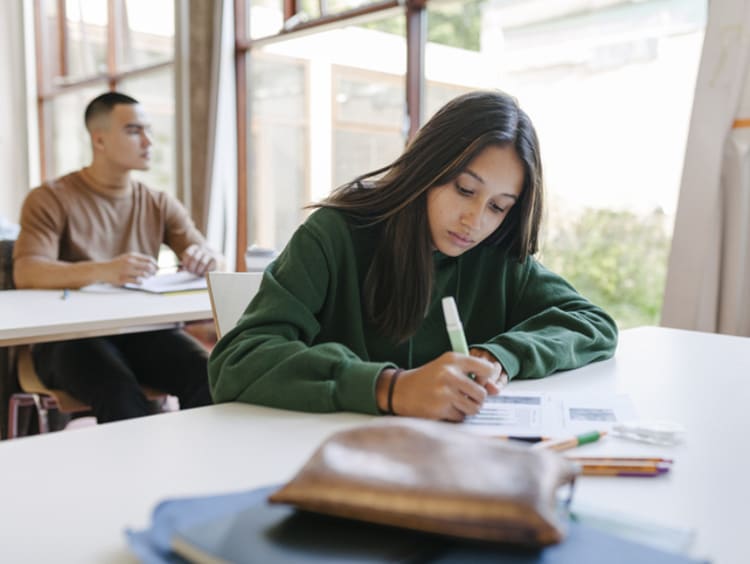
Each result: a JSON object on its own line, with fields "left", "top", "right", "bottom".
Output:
{"left": 328, "top": 2, "right": 680, "bottom": 330}
{"left": 360, "top": 0, "right": 482, "bottom": 50}
{"left": 540, "top": 208, "right": 672, "bottom": 329}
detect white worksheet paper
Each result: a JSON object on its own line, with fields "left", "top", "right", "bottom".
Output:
{"left": 462, "top": 392, "right": 636, "bottom": 438}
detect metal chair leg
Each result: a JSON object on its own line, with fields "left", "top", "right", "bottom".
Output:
{"left": 7, "top": 393, "right": 36, "bottom": 439}
{"left": 30, "top": 394, "right": 50, "bottom": 434}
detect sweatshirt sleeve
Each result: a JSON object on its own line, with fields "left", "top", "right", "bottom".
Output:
{"left": 208, "top": 217, "right": 391, "bottom": 415}
{"left": 473, "top": 259, "right": 618, "bottom": 380}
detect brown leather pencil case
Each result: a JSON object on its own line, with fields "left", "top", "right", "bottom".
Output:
{"left": 269, "top": 418, "right": 578, "bottom": 546}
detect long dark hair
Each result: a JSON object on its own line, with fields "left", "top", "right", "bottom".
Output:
{"left": 316, "top": 90, "right": 543, "bottom": 343}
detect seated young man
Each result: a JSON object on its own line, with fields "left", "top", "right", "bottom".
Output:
{"left": 13, "top": 91, "right": 221, "bottom": 423}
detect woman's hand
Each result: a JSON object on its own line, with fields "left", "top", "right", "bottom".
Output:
{"left": 469, "top": 348, "right": 508, "bottom": 395}
{"left": 379, "top": 352, "right": 502, "bottom": 422}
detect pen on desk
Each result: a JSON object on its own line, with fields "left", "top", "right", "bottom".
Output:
{"left": 60, "top": 288, "right": 69, "bottom": 300}
{"left": 531, "top": 430, "right": 607, "bottom": 452}
{"left": 566, "top": 456, "right": 674, "bottom": 464}
{"left": 494, "top": 435, "right": 550, "bottom": 443}
{"left": 441, "top": 296, "right": 476, "bottom": 380}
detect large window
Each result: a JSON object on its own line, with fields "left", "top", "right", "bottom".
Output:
{"left": 240, "top": 6, "right": 407, "bottom": 251}
{"left": 235, "top": 0, "right": 706, "bottom": 328}
{"left": 248, "top": 52, "right": 308, "bottom": 249}
{"left": 424, "top": 0, "right": 706, "bottom": 327}
{"left": 332, "top": 65, "right": 405, "bottom": 187}
{"left": 34, "top": 0, "right": 176, "bottom": 194}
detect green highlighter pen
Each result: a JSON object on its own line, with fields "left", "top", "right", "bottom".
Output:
{"left": 441, "top": 296, "right": 476, "bottom": 380}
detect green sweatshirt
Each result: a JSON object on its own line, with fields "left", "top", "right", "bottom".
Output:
{"left": 209, "top": 207, "right": 618, "bottom": 414}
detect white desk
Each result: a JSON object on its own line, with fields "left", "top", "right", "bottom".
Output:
{"left": 0, "top": 287, "right": 212, "bottom": 346}
{"left": 0, "top": 327, "right": 747, "bottom": 563}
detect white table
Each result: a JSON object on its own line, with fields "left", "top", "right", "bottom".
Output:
{"left": 0, "top": 327, "right": 746, "bottom": 563}
{"left": 0, "top": 287, "right": 213, "bottom": 346}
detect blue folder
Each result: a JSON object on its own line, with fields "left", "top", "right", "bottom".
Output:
{"left": 126, "top": 484, "right": 708, "bottom": 564}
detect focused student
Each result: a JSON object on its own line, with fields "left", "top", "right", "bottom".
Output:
{"left": 209, "top": 90, "right": 618, "bottom": 421}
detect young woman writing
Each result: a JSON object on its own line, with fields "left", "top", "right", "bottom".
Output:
{"left": 209, "top": 91, "right": 618, "bottom": 421}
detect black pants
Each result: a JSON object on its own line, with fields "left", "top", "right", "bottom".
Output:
{"left": 32, "top": 329, "right": 213, "bottom": 423}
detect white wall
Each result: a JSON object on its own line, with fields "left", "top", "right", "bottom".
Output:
{"left": 0, "top": 2, "right": 33, "bottom": 229}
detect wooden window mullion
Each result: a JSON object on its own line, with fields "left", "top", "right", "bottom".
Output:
{"left": 35, "top": 0, "right": 50, "bottom": 180}
{"left": 107, "top": 0, "right": 119, "bottom": 87}
{"left": 235, "top": 0, "right": 249, "bottom": 270}
{"left": 57, "top": 0, "right": 68, "bottom": 78}
{"left": 405, "top": 0, "right": 426, "bottom": 141}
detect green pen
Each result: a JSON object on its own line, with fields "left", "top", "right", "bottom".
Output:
{"left": 441, "top": 296, "right": 476, "bottom": 380}
{"left": 531, "top": 430, "right": 608, "bottom": 452}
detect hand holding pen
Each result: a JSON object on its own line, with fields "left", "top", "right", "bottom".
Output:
{"left": 375, "top": 296, "right": 503, "bottom": 421}
{"left": 469, "top": 348, "right": 508, "bottom": 394}
{"left": 377, "top": 353, "right": 501, "bottom": 422}
{"left": 442, "top": 296, "right": 507, "bottom": 394}
{"left": 103, "top": 252, "right": 158, "bottom": 286}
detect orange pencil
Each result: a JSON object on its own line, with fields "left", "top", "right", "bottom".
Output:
{"left": 579, "top": 465, "right": 670, "bottom": 477}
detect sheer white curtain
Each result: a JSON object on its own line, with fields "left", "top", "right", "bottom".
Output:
{"left": 180, "top": 0, "right": 237, "bottom": 270}
{"left": 205, "top": 0, "right": 237, "bottom": 271}
{"left": 661, "top": 0, "right": 750, "bottom": 336}
{"left": 0, "top": 1, "right": 33, "bottom": 225}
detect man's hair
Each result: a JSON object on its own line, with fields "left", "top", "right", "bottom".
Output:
{"left": 84, "top": 92, "right": 139, "bottom": 131}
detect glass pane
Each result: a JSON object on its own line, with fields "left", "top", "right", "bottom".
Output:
{"left": 120, "top": 66, "right": 177, "bottom": 197}
{"left": 61, "top": 0, "right": 109, "bottom": 83}
{"left": 334, "top": 69, "right": 404, "bottom": 126}
{"left": 322, "top": 0, "right": 382, "bottom": 16}
{"left": 49, "top": 84, "right": 107, "bottom": 179}
{"left": 246, "top": 0, "right": 396, "bottom": 39}
{"left": 424, "top": 82, "right": 474, "bottom": 124}
{"left": 425, "top": 0, "right": 707, "bottom": 328}
{"left": 248, "top": 0, "right": 285, "bottom": 39}
{"left": 248, "top": 52, "right": 308, "bottom": 250}
{"left": 333, "top": 129, "right": 402, "bottom": 189}
{"left": 300, "top": 0, "right": 321, "bottom": 20}
{"left": 38, "top": 0, "right": 61, "bottom": 89}
{"left": 246, "top": 15, "right": 406, "bottom": 252}
{"left": 333, "top": 66, "right": 405, "bottom": 186}
{"left": 118, "top": 0, "right": 174, "bottom": 70}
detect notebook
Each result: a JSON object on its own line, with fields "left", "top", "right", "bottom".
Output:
{"left": 126, "top": 485, "right": 708, "bottom": 564}
{"left": 172, "top": 504, "right": 443, "bottom": 563}
{"left": 124, "top": 271, "right": 207, "bottom": 294}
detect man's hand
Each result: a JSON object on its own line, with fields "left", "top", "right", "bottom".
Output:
{"left": 180, "top": 244, "right": 217, "bottom": 276}
{"left": 103, "top": 252, "right": 158, "bottom": 286}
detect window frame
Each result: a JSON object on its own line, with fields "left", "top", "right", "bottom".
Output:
{"left": 233, "top": 0, "right": 426, "bottom": 269}
{"left": 33, "top": 0, "right": 174, "bottom": 181}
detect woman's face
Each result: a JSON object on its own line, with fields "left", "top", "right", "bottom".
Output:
{"left": 427, "top": 144, "right": 524, "bottom": 256}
